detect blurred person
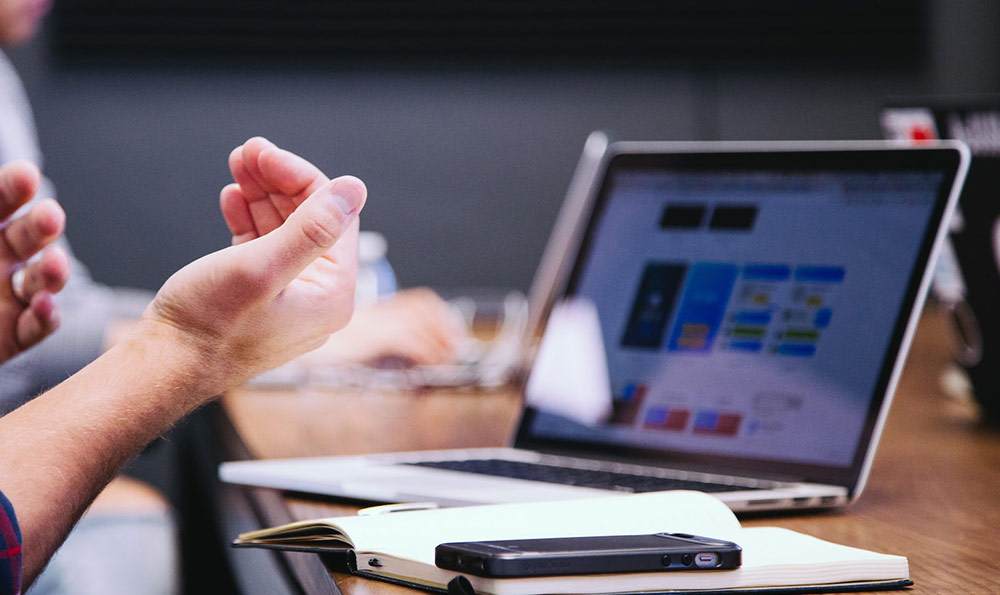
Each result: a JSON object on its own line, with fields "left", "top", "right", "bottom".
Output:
{"left": 0, "top": 138, "right": 367, "bottom": 594}
{"left": 0, "top": 0, "right": 154, "bottom": 410}
{"left": 1, "top": 4, "right": 193, "bottom": 593}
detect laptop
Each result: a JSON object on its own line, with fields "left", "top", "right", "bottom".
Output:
{"left": 220, "top": 139, "right": 969, "bottom": 513}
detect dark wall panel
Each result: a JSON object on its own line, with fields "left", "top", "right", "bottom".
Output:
{"left": 18, "top": 52, "right": 701, "bottom": 290}
{"left": 8, "top": 1, "right": 998, "bottom": 295}
{"left": 51, "top": 0, "right": 925, "bottom": 67}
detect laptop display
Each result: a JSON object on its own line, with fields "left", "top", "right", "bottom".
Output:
{"left": 517, "top": 146, "right": 965, "bottom": 490}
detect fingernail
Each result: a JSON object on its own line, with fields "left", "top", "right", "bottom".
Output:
{"left": 327, "top": 178, "right": 366, "bottom": 216}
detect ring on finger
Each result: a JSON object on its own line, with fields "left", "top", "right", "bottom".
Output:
{"left": 11, "top": 267, "right": 28, "bottom": 303}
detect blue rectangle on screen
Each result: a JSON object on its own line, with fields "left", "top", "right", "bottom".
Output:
{"left": 667, "top": 263, "right": 738, "bottom": 352}
{"left": 728, "top": 340, "right": 763, "bottom": 352}
{"left": 644, "top": 408, "right": 668, "bottom": 425}
{"left": 693, "top": 411, "right": 719, "bottom": 431}
{"left": 733, "top": 311, "right": 772, "bottom": 326}
{"left": 777, "top": 343, "right": 817, "bottom": 357}
{"left": 794, "top": 266, "right": 845, "bottom": 283}
{"left": 742, "top": 264, "right": 791, "bottom": 281}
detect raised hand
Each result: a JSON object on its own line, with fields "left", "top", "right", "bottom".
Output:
{"left": 0, "top": 161, "right": 70, "bottom": 362}
{"left": 220, "top": 138, "right": 467, "bottom": 369}
{"left": 140, "top": 140, "right": 366, "bottom": 390}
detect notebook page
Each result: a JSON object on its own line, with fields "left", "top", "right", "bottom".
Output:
{"left": 333, "top": 490, "right": 740, "bottom": 562}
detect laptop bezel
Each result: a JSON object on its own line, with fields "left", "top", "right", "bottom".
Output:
{"left": 513, "top": 140, "right": 970, "bottom": 494}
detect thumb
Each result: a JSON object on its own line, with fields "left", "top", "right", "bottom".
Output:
{"left": 244, "top": 175, "right": 367, "bottom": 288}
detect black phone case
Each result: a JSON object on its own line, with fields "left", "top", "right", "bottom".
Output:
{"left": 436, "top": 533, "right": 742, "bottom": 578}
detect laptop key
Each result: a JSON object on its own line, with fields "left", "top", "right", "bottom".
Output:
{"left": 407, "top": 459, "right": 761, "bottom": 493}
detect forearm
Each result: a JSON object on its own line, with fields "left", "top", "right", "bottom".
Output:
{"left": 0, "top": 284, "right": 153, "bottom": 411}
{"left": 0, "top": 320, "right": 216, "bottom": 585}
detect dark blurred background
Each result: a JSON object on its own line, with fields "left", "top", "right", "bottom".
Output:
{"left": 6, "top": 0, "right": 999, "bottom": 294}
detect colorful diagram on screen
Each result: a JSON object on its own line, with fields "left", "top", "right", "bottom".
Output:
{"left": 614, "top": 260, "right": 846, "bottom": 435}
{"left": 621, "top": 260, "right": 844, "bottom": 357}
{"left": 719, "top": 264, "right": 844, "bottom": 357}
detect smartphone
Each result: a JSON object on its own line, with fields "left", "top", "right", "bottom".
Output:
{"left": 435, "top": 532, "right": 741, "bottom": 578}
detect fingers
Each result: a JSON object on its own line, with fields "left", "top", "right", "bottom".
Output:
{"left": 350, "top": 288, "right": 467, "bottom": 366}
{"left": 15, "top": 247, "right": 70, "bottom": 299}
{"left": 0, "top": 160, "right": 41, "bottom": 221}
{"left": 229, "top": 139, "right": 283, "bottom": 235}
{"left": 231, "top": 137, "right": 327, "bottom": 201}
{"left": 257, "top": 144, "right": 328, "bottom": 202}
{"left": 227, "top": 137, "right": 275, "bottom": 202}
{"left": 15, "top": 291, "right": 60, "bottom": 351}
{"left": 1, "top": 198, "right": 65, "bottom": 261}
{"left": 219, "top": 184, "right": 257, "bottom": 245}
{"left": 243, "top": 175, "right": 366, "bottom": 290}
{"left": 0, "top": 175, "right": 67, "bottom": 358}
{"left": 397, "top": 290, "right": 466, "bottom": 360}
{"left": 392, "top": 325, "right": 458, "bottom": 366}
{"left": 228, "top": 137, "right": 330, "bottom": 236}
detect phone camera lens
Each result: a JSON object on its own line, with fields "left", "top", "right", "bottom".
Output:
{"left": 661, "top": 555, "right": 671, "bottom": 567}
{"left": 681, "top": 554, "right": 693, "bottom": 566}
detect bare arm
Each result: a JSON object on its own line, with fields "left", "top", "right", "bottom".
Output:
{"left": 0, "top": 140, "right": 366, "bottom": 585}
{"left": 0, "top": 320, "right": 219, "bottom": 581}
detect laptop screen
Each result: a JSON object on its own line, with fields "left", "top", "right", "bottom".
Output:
{"left": 517, "top": 146, "right": 964, "bottom": 488}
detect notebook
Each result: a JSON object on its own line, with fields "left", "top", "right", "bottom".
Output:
{"left": 220, "top": 139, "right": 969, "bottom": 513}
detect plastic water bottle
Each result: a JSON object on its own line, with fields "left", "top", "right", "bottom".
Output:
{"left": 356, "top": 231, "right": 397, "bottom": 308}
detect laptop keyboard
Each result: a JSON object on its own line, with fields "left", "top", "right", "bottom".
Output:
{"left": 407, "top": 459, "right": 764, "bottom": 494}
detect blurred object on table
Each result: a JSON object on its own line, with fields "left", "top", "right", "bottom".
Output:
{"left": 251, "top": 290, "right": 528, "bottom": 391}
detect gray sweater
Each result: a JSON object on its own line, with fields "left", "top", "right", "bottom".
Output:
{"left": 0, "top": 51, "right": 152, "bottom": 412}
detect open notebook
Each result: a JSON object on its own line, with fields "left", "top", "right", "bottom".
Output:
{"left": 233, "top": 491, "right": 911, "bottom": 594}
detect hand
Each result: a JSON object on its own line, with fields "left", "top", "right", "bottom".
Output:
{"left": 218, "top": 139, "right": 465, "bottom": 368}
{"left": 306, "top": 287, "right": 467, "bottom": 367}
{"left": 140, "top": 139, "right": 366, "bottom": 389}
{"left": 0, "top": 161, "right": 70, "bottom": 363}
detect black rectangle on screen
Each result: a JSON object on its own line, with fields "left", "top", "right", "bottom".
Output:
{"left": 709, "top": 206, "right": 758, "bottom": 231}
{"left": 659, "top": 204, "right": 707, "bottom": 229}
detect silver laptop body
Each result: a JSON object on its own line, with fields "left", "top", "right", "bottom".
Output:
{"left": 221, "top": 138, "right": 969, "bottom": 513}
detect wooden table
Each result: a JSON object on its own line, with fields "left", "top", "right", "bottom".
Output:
{"left": 213, "top": 308, "right": 1000, "bottom": 594}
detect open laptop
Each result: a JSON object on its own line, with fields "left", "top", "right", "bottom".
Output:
{"left": 220, "top": 139, "right": 969, "bottom": 513}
